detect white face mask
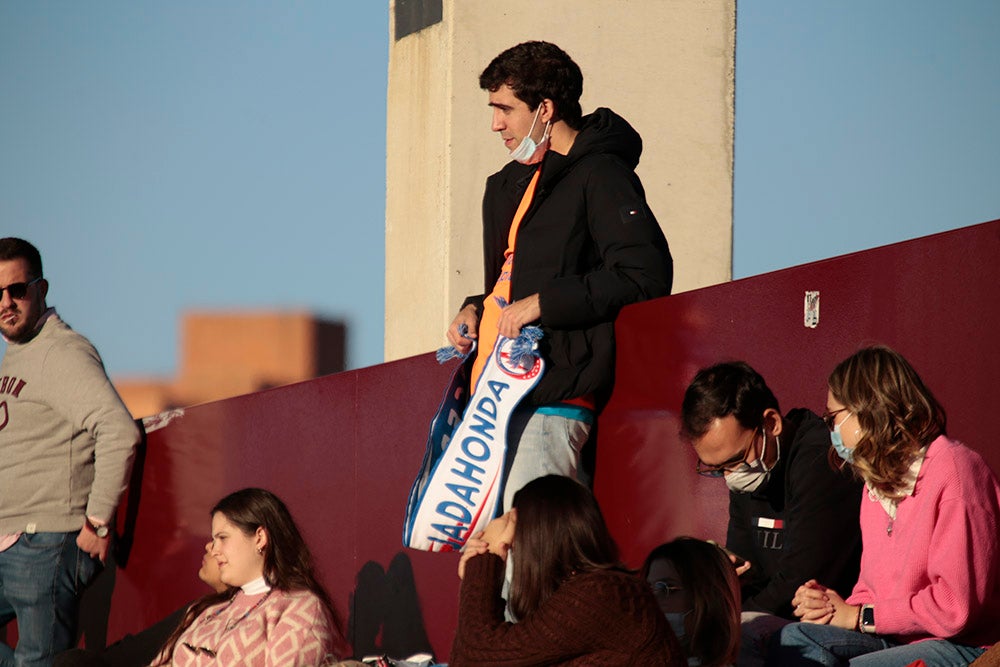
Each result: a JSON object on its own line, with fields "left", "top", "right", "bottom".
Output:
{"left": 508, "top": 105, "right": 551, "bottom": 164}
{"left": 724, "top": 434, "right": 780, "bottom": 494}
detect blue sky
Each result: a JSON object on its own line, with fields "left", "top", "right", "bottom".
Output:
{"left": 2, "top": 2, "right": 998, "bottom": 377}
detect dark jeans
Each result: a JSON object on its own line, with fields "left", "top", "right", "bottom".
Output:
{"left": 0, "top": 531, "right": 101, "bottom": 667}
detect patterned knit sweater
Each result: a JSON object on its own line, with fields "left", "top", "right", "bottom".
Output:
{"left": 158, "top": 588, "right": 342, "bottom": 666}
{"left": 450, "top": 553, "right": 684, "bottom": 666}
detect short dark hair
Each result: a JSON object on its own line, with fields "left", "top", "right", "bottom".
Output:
{"left": 509, "top": 475, "right": 622, "bottom": 620}
{"left": 0, "top": 238, "right": 43, "bottom": 278}
{"left": 680, "top": 362, "right": 780, "bottom": 441}
{"left": 480, "top": 41, "right": 584, "bottom": 129}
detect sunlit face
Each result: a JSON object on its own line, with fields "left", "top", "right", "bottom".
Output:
{"left": 210, "top": 512, "right": 266, "bottom": 588}
{"left": 646, "top": 558, "right": 692, "bottom": 615}
{"left": 488, "top": 84, "right": 544, "bottom": 152}
{"left": 0, "top": 258, "right": 47, "bottom": 343}
{"left": 826, "top": 391, "right": 862, "bottom": 450}
{"left": 693, "top": 415, "right": 772, "bottom": 476}
{"left": 198, "top": 540, "right": 226, "bottom": 593}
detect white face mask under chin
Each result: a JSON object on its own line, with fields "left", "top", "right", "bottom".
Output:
{"left": 508, "top": 106, "right": 551, "bottom": 164}
{"left": 724, "top": 434, "right": 781, "bottom": 494}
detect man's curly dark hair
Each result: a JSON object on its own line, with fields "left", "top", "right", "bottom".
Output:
{"left": 479, "top": 41, "right": 584, "bottom": 130}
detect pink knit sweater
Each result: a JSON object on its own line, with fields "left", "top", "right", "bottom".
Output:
{"left": 847, "top": 436, "right": 1000, "bottom": 647}
{"left": 160, "top": 588, "right": 342, "bottom": 666}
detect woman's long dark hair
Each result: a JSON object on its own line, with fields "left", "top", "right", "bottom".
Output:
{"left": 154, "top": 488, "right": 339, "bottom": 664}
{"left": 640, "top": 538, "right": 741, "bottom": 667}
{"left": 508, "top": 475, "right": 624, "bottom": 620}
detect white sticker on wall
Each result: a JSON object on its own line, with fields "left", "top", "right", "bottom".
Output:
{"left": 804, "top": 291, "right": 820, "bottom": 328}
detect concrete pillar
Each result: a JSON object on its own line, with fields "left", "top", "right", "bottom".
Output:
{"left": 385, "top": 0, "right": 735, "bottom": 361}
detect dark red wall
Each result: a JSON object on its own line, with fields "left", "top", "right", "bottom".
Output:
{"left": 598, "top": 218, "right": 1000, "bottom": 566}
{"left": 82, "top": 218, "right": 999, "bottom": 662}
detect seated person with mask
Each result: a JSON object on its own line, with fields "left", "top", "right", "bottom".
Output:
{"left": 679, "top": 362, "right": 862, "bottom": 667}
{"left": 642, "top": 537, "right": 741, "bottom": 667}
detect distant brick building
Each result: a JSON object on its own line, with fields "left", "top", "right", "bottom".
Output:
{"left": 114, "top": 311, "right": 345, "bottom": 418}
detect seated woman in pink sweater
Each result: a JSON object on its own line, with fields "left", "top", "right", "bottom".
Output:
{"left": 151, "top": 488, "right": 349, "bottom": 666}
{"left": 449, "top": 474, "right": 684, "bottom": 666}
{"left": 774, "top": 346, "right": 1000, "bottom": 666}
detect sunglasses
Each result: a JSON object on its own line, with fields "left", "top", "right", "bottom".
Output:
{"left": 182, "top": 642, "right": 217, "bottom": 658}
{"left": 0, "top": 277, "right": 42, "bottom": 300}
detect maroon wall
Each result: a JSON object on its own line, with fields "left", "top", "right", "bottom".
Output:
{"left": 82, "top": 218, "right": 999, "bottom": 662}
{"left": 598, "top": 217, "right": 1000, "bottom": 566}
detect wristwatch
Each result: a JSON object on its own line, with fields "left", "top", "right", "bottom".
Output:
{"left": 859, "top": 604, "right": 876, "bottom": 634}
{"left": 88, "top": 519, "right": 110, "bottom": 539}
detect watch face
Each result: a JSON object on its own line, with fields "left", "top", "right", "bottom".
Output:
{"left": 862, "top": 606, "right": 875, "bottom": 626}
{"left": 95, "top": 524, "right": 109, "bottom": 538}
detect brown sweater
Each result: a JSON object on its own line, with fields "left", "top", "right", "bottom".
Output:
{"left": 450, "top": 553, "right": 684, "bottom": 666}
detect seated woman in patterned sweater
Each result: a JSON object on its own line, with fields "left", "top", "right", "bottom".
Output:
{"left": 151, "top": 488, "right": 349, "bottom": 666}
{"left": 450, "top": 474, "right": 685, "bottom": 666}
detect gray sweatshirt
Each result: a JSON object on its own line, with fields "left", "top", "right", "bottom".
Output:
{"left": 0, "top": 310, "right": 139, "bottom": 533}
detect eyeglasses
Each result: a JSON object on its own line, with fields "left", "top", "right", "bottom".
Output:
{"left": 822, "top": 408, "right": 850, "bottom": 432}
{"left": 651, "top": 581, "right": 684, "bottom": 598}
{"left": 182, "top": 642, "right": 217, "bottom": 658}
{"left": 0, "top": 277, "right": 42, "bottom": 300}
{"left": 696, "top": 427, "right": 760, "bottom": 477}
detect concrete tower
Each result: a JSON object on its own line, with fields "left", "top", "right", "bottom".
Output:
{"left": 385, "top": 0, "right": 735, "bottom": 360}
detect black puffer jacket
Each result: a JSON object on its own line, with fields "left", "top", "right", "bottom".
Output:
{"left": 463, "top": 108, "right": 673, "bottom": 406}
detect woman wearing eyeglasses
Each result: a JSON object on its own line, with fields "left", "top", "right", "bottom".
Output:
{"left": 450, "top": 475, "right": 684, "bottom": 666}
{"left": 151, "top": 488, "right": 348, "bottom": 666}
{"left": 641, "top": 538, "right": 741, "bottom": 667}
{"left": 775, "top": 346, "right": 1000, "bottom": 666}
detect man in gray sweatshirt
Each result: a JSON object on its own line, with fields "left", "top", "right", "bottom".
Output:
{"left": 0, "top": 237, "right": 140, "bottom": 666}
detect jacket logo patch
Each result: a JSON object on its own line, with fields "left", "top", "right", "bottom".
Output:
{"left": 619, "top": 204, "right": 648, "bottom": 225}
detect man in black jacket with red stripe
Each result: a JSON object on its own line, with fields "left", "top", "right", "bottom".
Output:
{"left": 681, "top": 361, "right": 862, "bottom": 666}
{"left": 445, "top": 41, "right": 673, "bottom": 510}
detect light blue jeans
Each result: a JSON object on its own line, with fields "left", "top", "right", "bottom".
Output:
{"left": 500, "top": 407, "right": 591, "bottom": 623}
{"left": 773, "top": 622, "right": 986, "bottom": 667}
{"left": 0, "top": 531, "right": 101, "bottom": 667}
{"left": 501, "top": 406, "right": 592, "bottom": 511}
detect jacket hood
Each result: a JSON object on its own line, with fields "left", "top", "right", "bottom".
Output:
{"left": 565, "top": 107, "right": 643, "bottom": 169}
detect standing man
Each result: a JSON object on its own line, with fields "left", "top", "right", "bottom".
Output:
{"left": 446, "top": 41, "right": 673, "bottom": 508}
{"left": 0, "top": 238, "right": 139, "bottom": 666}
{"left": 680, "top": 361, "right": 862, "bottom": 666}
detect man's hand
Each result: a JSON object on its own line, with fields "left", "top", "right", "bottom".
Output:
{"left": 497, "top": 294, "right": 541, "bottom": 339}
{"left": 447, "top": 304, "right": 480, "bottom": 354}
{"left": 76, "top": 520, "right": 110, "bottom": 563}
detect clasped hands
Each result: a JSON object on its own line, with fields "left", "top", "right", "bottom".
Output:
{"left": 792, "top": 579, "right": 860, "bottom": 629}
{"left": 458, "top": 510, "right": 517, "bottom": 580}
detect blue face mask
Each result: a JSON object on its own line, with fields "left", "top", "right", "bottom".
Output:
{"left": 664, "top": 610, "right": 691, "bottom": 646}
{"left": 831, "top": 412, "right": 854, "bottom": 463}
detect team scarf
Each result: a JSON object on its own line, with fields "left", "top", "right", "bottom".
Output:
{"left": 403, "top": 326, "right": 544, "bottom": 552}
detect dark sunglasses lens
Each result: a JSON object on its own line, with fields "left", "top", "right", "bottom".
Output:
{"left": 5, "top": 283, "right": 28, "bottom": 299}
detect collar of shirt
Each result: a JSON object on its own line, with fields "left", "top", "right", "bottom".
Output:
{"left": 241, "top": 576, "right": 271, "bottom": 595}
{"left": 866, "top": 445, "right": 928, "bottom": 519}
